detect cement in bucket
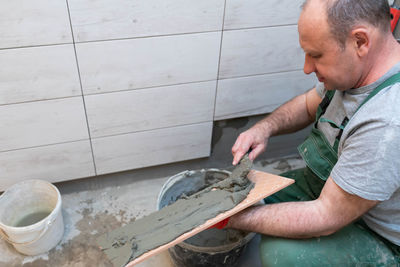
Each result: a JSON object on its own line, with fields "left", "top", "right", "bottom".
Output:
{"left": 0, "top": 179, "right": 64, "bottom": 255}
{"left": 157, "top": 169, "right": 255, "bottom": 267}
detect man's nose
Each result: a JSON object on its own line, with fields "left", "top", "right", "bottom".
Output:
{"left": 303, "top": 54, "right": 315, "bottom": 75}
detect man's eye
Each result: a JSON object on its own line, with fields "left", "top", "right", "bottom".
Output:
{"left": 310, "top": 54, "right": 321, "bottom": 59}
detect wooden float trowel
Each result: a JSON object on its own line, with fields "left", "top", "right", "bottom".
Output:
{"left": 98, "top": 156, "right": 294, "bottom": 267}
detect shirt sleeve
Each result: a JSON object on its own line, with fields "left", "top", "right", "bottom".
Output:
{"left": 331, "top": 118, "right": 400, "bottom": 201}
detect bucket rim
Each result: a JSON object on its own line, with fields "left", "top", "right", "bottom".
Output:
{"left": 0, "top": 179, "right": 62, "bottom": 232}
{"left": 156, "top": 168, "right": 231, "bottom": 210}
{"left": 156, "top": 168, "right": 257, "bottom": 253}
{"left": 174, "top": 231, "right": 256, "bottom": 253}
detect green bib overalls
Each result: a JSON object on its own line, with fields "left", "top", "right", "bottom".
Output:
{"left": 260, "top": 73, "right": 400, "bottom": 267}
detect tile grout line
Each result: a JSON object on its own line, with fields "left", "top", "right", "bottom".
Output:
{"left": 223, "top": 23, "right": 298, "bottom": 32}
{"left": 71, "top": 23, "right": 297, "bottom": 45}
{"left": 0, "top": 24, "right": 298, "bottom": 51}
{"left": 90, "top": 120, "right": 213, "bottom": 141}
{"left": 0, "top": 67, "right": 307, "bottom": 108}
{"left": 65, "top": 0, "right": 98, "bottom": 176}
{"left": 212, "top": 0, "right": 228, "bottom": 126}
{"left": 0, "top": 120, "right": 213, "bottom": 154}
{"left": 218, "top": 68, "right": 307, "bottom": 80}
{"left": 0, "top": 139, "right": 90, "bottom": 154}
{"left": 0, "top": 42, "right": 73, "bottom": 51}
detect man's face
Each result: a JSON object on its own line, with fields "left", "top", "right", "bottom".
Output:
{"left": 298, "top": 4, "right": 362, "bottom": 91}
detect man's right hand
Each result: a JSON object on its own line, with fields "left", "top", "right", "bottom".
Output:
{"left": 231, "top": 88, "right": 319, "bottom": 165}
{"left": 231, "top": 125, "right": 270, "bottom": 165}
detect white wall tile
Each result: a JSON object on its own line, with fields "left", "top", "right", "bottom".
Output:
{"left": 0, "top": 0, "right": 72, "bottom": 49}
{"left": 92, "top": 122, "right": 212, "bottom": 174}
{"left": 0, "top": 97, "right": 89, "bottom": 152}
{"left": 215, "top": 71, "right": 317, "bottom": 120}
{"left": 0, "top": 45, "right": 81, "bottom": 105}
{"left": 224, "top": 0, "right": 303, "bottom": 30}
{"left": 85, "top": 81, "right": 216, "bottom": 138}
{"left": 69, "top": 0, "right": 224, "bottom": 42}
{"left": 219, "top": 26, "right": 304, "bottom": 79}
{"left": 76, "top": 32, "right": 221, "bottom": 94}
{"left": 0, "top": 0, "right": 316, "bottom": 185}
{"left": 0, "top": 141, "right": 95, "bottom": 191}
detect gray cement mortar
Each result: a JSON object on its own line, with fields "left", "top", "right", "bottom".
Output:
{"left": 0, "top": 155, "right": 305, "bottom": 267}
{"left": 0, "top": 114, "right": 307, "bottom": 267}
{"left": 97, "top": 155, "right": 254, "bottom": 267}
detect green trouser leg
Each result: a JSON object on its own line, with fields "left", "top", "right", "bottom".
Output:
{"left": 260, "top": 168, "right": 399, "bottom": 267}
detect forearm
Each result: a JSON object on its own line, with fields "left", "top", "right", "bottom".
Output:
{"left": 231, "top": 88, "right": 320, "bottom": 164}
{"left": 228, "top": 178, "right": 379, "bottom": 238}
{"left": 228, "top": 200, "right": 332, "bottom": 239}
{"left": 255, "top": 93, "right": 314, "bottom": 138}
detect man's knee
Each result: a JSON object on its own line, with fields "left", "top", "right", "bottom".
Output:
{"left": 259, "top": 235, "right": 319, "bottom": 266}
{"left": 259, "top": 224, "right": 398, "bottom": 267}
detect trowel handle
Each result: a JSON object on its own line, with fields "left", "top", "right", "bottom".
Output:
{"left": 208, "top": 217, "right": 230, "bottom": 229}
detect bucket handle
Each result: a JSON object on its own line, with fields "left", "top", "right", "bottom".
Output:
{"left": 0, "top": 218, "right": 53, "bottom": 245}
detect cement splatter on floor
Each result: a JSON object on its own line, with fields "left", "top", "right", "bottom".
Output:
{"left": 11, "top": 211, "right": 118, "bottom": 267}
{"left": 0, "top": 156, "right": 303, "bottom": 267}
{"left": 0, "top": 176, "right": 175, "bottom": 267}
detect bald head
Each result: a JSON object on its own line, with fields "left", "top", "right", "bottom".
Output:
{"left": 298, "top": 0, "right": 400, "bottom": 90}
{"left": 301, "top": 0, "right": 391, "bottom": 48}
{"left": 298, "top": 0, "right": 332, "bottom": 48}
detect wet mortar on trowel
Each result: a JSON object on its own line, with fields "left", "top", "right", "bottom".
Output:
{"left": 97, "top": 155, "right": 254, "bottom": 267}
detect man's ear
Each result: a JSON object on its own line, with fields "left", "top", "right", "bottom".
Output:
{"left": 350, "top": 28, "right": 370, "bottom": 57}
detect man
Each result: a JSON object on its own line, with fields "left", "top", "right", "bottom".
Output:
{"left": 227, "top": 0, "right": 400, "bottom": 265}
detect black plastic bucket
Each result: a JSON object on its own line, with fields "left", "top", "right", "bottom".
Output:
{"left": 157, "top": 169, "right": 255, "bottom": 267}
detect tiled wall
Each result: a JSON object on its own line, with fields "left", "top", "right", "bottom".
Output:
{"left": 0, "top": 0, "right": 315, "bottom": 190}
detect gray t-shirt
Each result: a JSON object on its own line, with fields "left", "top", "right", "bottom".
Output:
{"left": 315, "top": 63, "right": 400, "bottom": 246}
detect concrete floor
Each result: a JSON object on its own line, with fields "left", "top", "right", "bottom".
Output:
{"left": 0, "top": 155, "right": 305, "bottom": 267}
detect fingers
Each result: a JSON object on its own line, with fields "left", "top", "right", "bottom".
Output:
{"left": 232, "top": 150, "right": 246, "bottom": 166}
{"left": 232, "top": 141, "right": 250, "bottom": 165}
{"left": 232, "top": 128, "right": 268, "bottom": 165}
{"left": 249, "top": 145, "right": 265, "bottom": 161}
{"left": 231, "top": 133, "right": 253, "bottom": 165}
{"left": 231, "top": 136, "right": 241, "bottom": 156}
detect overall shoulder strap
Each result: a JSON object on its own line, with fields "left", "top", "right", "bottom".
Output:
{"left": 316, "top": 90, "right": 335, "bottom": 119}
{"left": 355, "top": 72, "right": 400, "bottom": 113}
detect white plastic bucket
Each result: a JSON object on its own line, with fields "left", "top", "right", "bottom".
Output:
{"left": 0, "top": 179, "right": 64, "bottom": 255}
